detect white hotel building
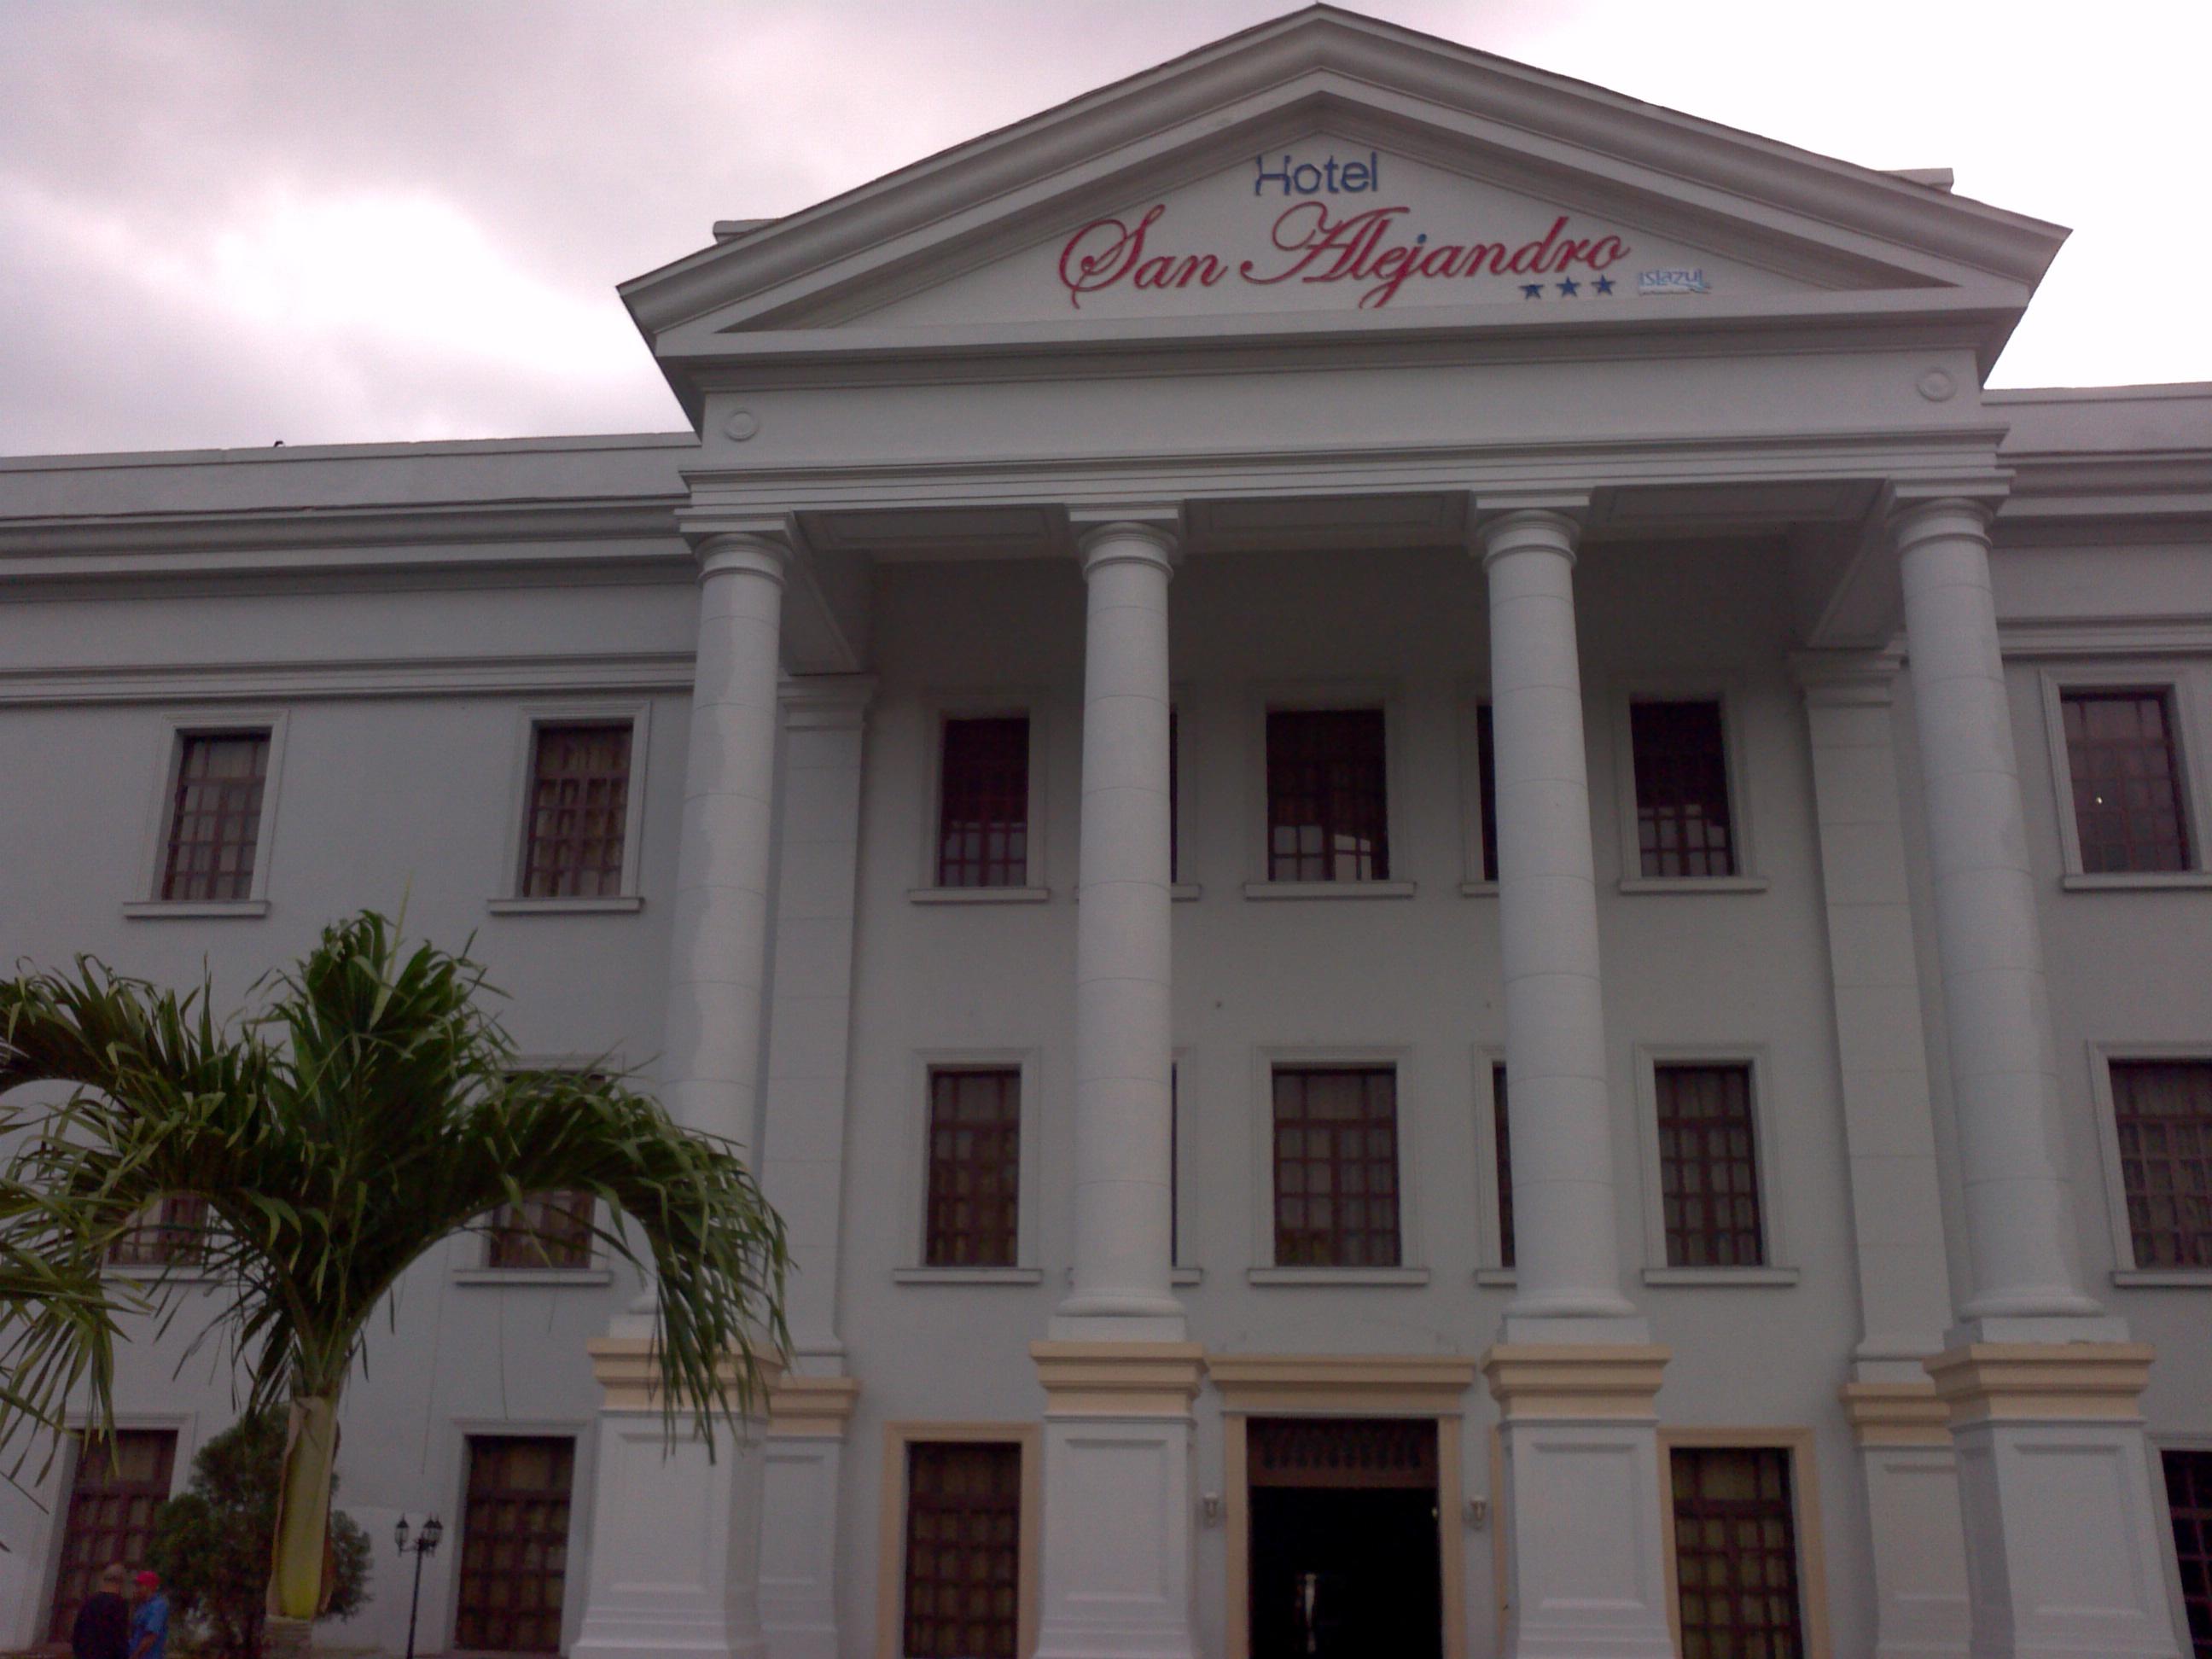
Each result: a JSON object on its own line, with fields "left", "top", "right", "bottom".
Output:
{"left": 4, "top": 10, "right": 2212, "bottom": 1657}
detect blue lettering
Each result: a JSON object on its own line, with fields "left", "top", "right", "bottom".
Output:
{"left": 1254, "top": 150, "right": 1385, "bottom": 195}
{"left": 1253, "top": 154, "right": 1295, "bottom": 195}
{"left": 1291, "top": 163, "right": 1323, "bottom": 194}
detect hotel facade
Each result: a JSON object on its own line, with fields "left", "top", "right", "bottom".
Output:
{"left": 4, "top": 11, "right": 2211, "bottom": 1657}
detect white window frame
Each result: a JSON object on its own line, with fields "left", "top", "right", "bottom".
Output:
{"left": 910, "top": 693, "right": 1051, "bottom": 902}
{"left": 1456, "top": 684, "right": 1499, "bottom": 896}
{"left": 1171, "top": 1048, "right": 1201, "bottom": 1284}
{"left": 2087, "top": 1041, "right": 2212, "bottom": 1285}
{"left": 2037, "top": 666, "right": 2212, "bottom": 890}
{"left": 1633, "top": 1044, "right": 1798, "bottom": 1285}
{"left": 451, "top": 1053, "right": 624, "bottom": 1286}
{"left": 1247, "top": 1045, "right": 1429, "bottom": 1284}
{"left": 1472, "top": 1045, "right": 1514, "bottom": 1284}
{"left": 1609, "top": 679, "right": 1768, "bottom": 894}
{"left": 1242, "top": 680, "right": 1416, "bottom": 899}
{"left": 491, "top": 701, "right": 652, "bottom": 913}
{"left": 894, "top": 1049, "right": 1045, "bottom": 1284}
{"left": 125, "top": 708, "right": 290, "bottom": 919}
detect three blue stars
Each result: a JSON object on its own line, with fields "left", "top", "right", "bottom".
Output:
{"left": 1520, "top": 275, "right": 1618, "bottom": 300}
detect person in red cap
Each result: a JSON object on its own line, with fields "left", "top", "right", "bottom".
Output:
{"left": 127, "top": 1569, "right": 169, "bottom": 1659}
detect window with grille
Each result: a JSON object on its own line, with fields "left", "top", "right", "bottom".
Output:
{"left": 44, "top": 1429, "right": 178, "bottom": 1642}
{"left": 1168, "top": 707, "right": 1181, "bottom": 885}
{"left": 520, "top": 722, "right": 633, "bottom": 899}
{"left": 1169, "top": 1065, "right": 1181, "bottom": 1266}
{"left": 1630, "top": 700, "right": 1737, "bottom": 878}
{"left": 902, "top": 1441, "right": 1022, "bottom": 1659}
{"left": 1475, "top": 701, "right": 1500, "bottom": 883}
{"left": 454, "top": 1435, "right": 575, "bottom": 1653}
{"left": 1656, "top": 1064, "right": 1766, "bottom": 1268}
{"left": 1668, "top": 1446, "right": 1807, "bottom": 1659}
{"left": 2163, "top": 1448, "right": 2212, "bottom": 1658}
{"left": 105, "top": 1194, "right": 210, "bottom": 1268}
{"left": 485, "top": 1192, "right": 595, "bottom": 1270}
{"left": 2110, "top": 1061, "right": 2212, "bottom": 1269}
{"left": 1266, "top": 707, "right": 1390, "bottom": 882}
{"left": 160, "top": 730, "right": 271, "bottom": 901}
{"left": 936, "top": 716, "right": 1031, "bottom": 888}
{"left": 1272, "top": 1067, "right": 1401, "bottom": 1267}
{"left": 924, "top": 1068, "right": 1021, "bottom": 1267}
{"left": 1492, "top": 1062, "right": 1515, "bottom": 1271}
{"left": 2063, "top": 690, "right": 2193, "bottom": 873}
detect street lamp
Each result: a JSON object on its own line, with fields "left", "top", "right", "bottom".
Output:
{"left": 393, "top": 1513, "right": 445, "bottom": 1659}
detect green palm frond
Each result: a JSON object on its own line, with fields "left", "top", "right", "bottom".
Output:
{"left": 0, "top": 911, "right": 790, "bottom": 1466}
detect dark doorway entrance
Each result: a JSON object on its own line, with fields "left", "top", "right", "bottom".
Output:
{"left": 1248, "top": 1417, "right": 1443, "bottom": 1659}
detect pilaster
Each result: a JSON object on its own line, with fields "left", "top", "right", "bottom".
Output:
{"left": 760, "top": 1377, "right": 861, "bottom": 1659}
{"left": 1842, "top": 1383, "right": 1972, "bottom": 1656}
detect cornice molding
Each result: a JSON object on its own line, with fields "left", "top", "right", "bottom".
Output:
{"left": 0, "top": 651, "right": 699, "bottom": 708}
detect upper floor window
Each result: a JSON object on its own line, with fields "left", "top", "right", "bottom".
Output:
{"left": 1629, "top": 700, "right": 1736, "bottom": 879}
{"left": 105, "top": 1194, "right": 209, "bottom": 1269}
{"left": 924, "top": 1067, "right": 1022, "bottom": 1267}
{"left": 1655, "top": 1062, "right": 1766, "bottom": 1268}
{"left": 1266, "top": 707, "right": 1389, "bottom": 882}
{"left": 937, "top": 716, "right": 1031, "bottom": 888}
{"left": 521, "top": 721, "right": 634, "bottom": 899}
{"left": 2109, "top": 1059, "right": 2212, "bottom": 1270}
{"left": 1474, "top": 702, "right": 1500, "bottom": 884}
{"left": 2061, "top": 689, "right": 2193, "bottom": 874}
{"left": 160, "top": 730, "right": 271, "bottom": 902}
{"left": 1490, "top": 1061, "right": 1515, "bottom": 1271}
{"left": 1271, "top": 1066, "right": 1400, "bottom": 1267}
{"left": 485, "top": 1191, "right": 596, "bottom": 1271}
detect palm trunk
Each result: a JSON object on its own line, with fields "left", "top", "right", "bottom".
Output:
{"left": 266, "top": 1394, "right": 339, "bottom": 1632}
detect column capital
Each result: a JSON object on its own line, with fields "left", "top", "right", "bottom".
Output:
{"left": 1790, "top": 647, "right": 1905, "bottom": 707}
{"left": 1472, "top": 497, "right": 1588, "bottom": 569}
{"left": 778, "top": 673, "right": 876, "bottom": 730}
{"left": 1068, "top": 503, "right": 1182, "bottom": 573}
{"left": 680, "top": 509, "right": 800, "bottom": 583}
{"left": 1884, "top": 488, "right": 2004, "bottom": 555}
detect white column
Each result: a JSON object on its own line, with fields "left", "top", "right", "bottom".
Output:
{"left": 1475, "top": 502, "right": 1674, "bottom": 1659}
{"left": 1895, "top": 496, "right": 2181, "bottom": 1657}
{"left": 756, "top": 677, "right": 871, "bottom": 1659}
{"left": 1056, "top": 510, "right": 1183, "bottom": 1336}
{"left": 1031, "top": 508, "right": 1200, "bottom": 1659}
{"left": 573, "top": 527, "right": 791, "bottom": 1659}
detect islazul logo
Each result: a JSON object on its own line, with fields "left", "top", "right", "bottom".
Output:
{"left": 1636, "top": 269, "right": 1711, "bottom": 294}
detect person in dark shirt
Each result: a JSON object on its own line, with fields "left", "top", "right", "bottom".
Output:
{"left": 69, "top": 1562, "right": 131, "bottom": 1659}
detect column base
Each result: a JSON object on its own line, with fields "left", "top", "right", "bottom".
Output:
{"left": 1842, "top": 1382, "right": 1972, "bottom": 1656}
{"left": 571, "top": 1337, "right": 782, "bottom": 1659}
{"left": 1030, "top": 1342, "right": 1205, "bottom": 1659}
{"left": 760, "top": 1376, "right": 859, "bottom": 1659}
{"left": 1482, "top": 1344, "right": 1675, "bottom": 1658}
{"left": 1925, "top": 1342, "right": 2182, "bottom": 1657}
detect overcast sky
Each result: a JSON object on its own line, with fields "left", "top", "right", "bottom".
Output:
{"left": 3, "top": 0, "right": 2206, "bottom": 457}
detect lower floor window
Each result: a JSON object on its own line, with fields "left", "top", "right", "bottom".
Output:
{"left": 2167, "top": 1448, "right": 2212, "bottom": 1657}
{"left": 455, "top": 1435, "right": 576, "bottom": 1653}
{"left": 46, "top": 1429, "right": 178, "bottom": 1641}
{"left": 1669, "top": 1444, "right": 1807, "bottom": 1657}
{"left": 903, "top": 1440, "right": 1022, "bottom": 1658}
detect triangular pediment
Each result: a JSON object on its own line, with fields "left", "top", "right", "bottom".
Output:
{"left": 626, "top": 8, "right": 2063, "bottom": 407}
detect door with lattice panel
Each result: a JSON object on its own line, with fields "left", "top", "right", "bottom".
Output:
{"left": 453, "top": 1435, "right": 576, "bottom": 1654}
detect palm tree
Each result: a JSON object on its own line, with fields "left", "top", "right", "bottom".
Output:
{"left": 0, "top": 912, "right": 788, "bottom": 1650}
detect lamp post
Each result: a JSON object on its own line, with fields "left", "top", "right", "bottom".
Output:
{"left": 393, "top": 1513, "right": 444, "bottom": 1659}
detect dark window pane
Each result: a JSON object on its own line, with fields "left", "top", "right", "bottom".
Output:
{"left": 2064, "top": 690, "right": 2192, "bottom": 874}
{"left": 2164, "top": 1449, "right": 2212, "bottom": 1657}
{"left": 938, "top": 717, "right": 1031, "bottom": 888}
{"left": 1669, "top": 1447, "right": 1807, "bottom": 1658}
{"left": 925, "top": 1068, "right": 1021, "bottom": 1267}
{"left": 1656, "top": 1065, "right": 1766, "bottom": 1268}
{"left": 104, "top": 1194, "right": 210, "bottom": 1268}
{"left": 904, "top": 1441, "right": 1022, "bottom": 1659}
{"left": 486, "top": 1191, "right": 596, "bottom": 1270}
{"left": 1272, "top": 1068, "right": 1400, "bottom": 1267}
{"left": 1476, "top": 701, "right": 1501, "bottom": 884}
{"left": 1630, "top": 701, "right": 1735, "bottom": 879}
{"left": 161, "top": 731, "right": 271, "bottom": 901}
{"left": 456, "top": 1435, "right": 575, "bottom": 1652}
{"left": 1492, "top": 1062, "right": 1515, "bottom": 1270}
{"left": 1266, "top": 708, "right": 1390, "bottom": 882}
{"left": 521, "top": 722, "right": 633, "bottom": 899}
{"left": 2111, "top": 1061, "right": 2212, "bottom": 1269}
